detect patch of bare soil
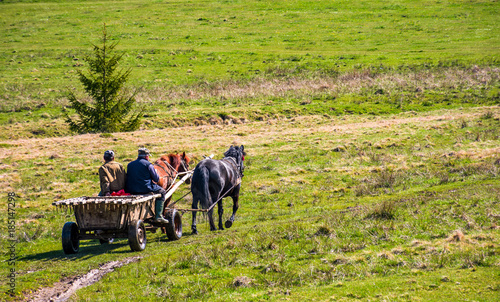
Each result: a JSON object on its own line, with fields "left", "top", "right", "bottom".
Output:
{"left": 25, "top": 256, "right": 142, "bottom": 302}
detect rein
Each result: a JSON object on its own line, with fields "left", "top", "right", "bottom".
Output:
{"left": 195, "top": 156, "right": 242, "bottom": 212}
{"left": 180, "top": 158, "right": 189, "bottom": 174}
{"left": 194, "top": 156, "right": 243, "bottom": 213}
{"left": 222, "top": 157, "right": 243, "bottom": 178}
{"left": 176, "top": 163, "right": 242, "bottom": 213}
{"left": 171, "top": 174, "right": 242, "bottom": 213}
{"left": 187, "top": 177, "right": 241, "bottom": 213}
{"left": 154, "top": 159, "right": 178, "bottom": 188}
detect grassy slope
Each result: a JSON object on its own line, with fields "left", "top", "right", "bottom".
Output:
{"left": 0, "top": 107, "right": 499, "bottom": 301}
{"left": 1, "top": 64, "right": 498, "bottom": 140}
{"left": 0, "top": 0, "right": 498, "bottom": 106}
{"left": 0, "top": 0, "right": 499, "bottom": 300}
{"left": 0, "top": 0, "right": 498, "bottom": 139}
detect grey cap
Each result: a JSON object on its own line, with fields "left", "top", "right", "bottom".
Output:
{"left": 104, "top": 150, "right": 114, "bottom": 160}
{"left": 138, "top": 147, "right": 151, "bottom": 157}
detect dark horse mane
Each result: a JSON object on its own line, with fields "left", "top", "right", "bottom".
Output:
{"left": 223, "top": 146, "right": 246, "bottom": 176}
{"left": 223, "top": 147, "right": 246, "bottom": 158}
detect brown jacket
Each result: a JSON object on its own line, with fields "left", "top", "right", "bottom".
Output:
{"left": 99, "top": 161, "right": 126, "bottom": 195}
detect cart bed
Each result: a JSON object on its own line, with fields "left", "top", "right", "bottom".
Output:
{"left": 52, "top": 194, "right": 160, "bottom": 231}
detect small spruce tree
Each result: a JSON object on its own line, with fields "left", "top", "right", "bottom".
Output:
{"left": 66, "top": 26, "right": 143, "bottom": 133}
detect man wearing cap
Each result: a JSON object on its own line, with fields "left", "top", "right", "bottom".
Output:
{"left": 98, "top": 150, "right": 127, "bottom": 196}
{"left": 126, "top": 148, "right": 169, "bottom": 224}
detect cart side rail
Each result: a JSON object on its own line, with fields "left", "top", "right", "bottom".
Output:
{"left": 52, "top": 194, "right": 162, "bottom": 207}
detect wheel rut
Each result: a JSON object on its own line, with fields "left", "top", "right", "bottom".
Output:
{"left": 26, "top": 256, "right": 142, "bottom": 302}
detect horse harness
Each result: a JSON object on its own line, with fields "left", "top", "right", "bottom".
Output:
{"left": 221, "top": 157, "right": 243, "bottom": 179}
{"left": 178, "top": 157, "right": 189, "bottom": 173}
{"left": 154, "top": 159, "right": 182, "bottom": 189}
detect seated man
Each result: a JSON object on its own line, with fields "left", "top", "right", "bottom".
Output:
{"left": 98, "top": 150, "right": 126, "bottom": 196}
{"left": 126, "top": 148, "right": 168, "bottom": 224}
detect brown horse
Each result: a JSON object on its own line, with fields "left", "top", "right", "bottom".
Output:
{"left": 153, "top": 152, "right": 191, "bottom": 191}
{"left": 153, "top": 152, "right": 191, "bottom": 234}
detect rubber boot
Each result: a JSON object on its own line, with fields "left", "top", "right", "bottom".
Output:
{"left": 154, "top": 198, "right": 169, "bottom": 224}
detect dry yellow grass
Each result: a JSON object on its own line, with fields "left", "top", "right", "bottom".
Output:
{"left": 134, "top": 67, "right": 500, "bottom": 104}
{"left": 0, "top": 106, "right": 497, "bottom": 203}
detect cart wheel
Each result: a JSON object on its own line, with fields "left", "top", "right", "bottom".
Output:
{"left": 165, "top": 209, "right": 182, "bottom": 241}
{"left": 128, "top": 220, "right": 146, "bottom": 251}
{"left": 62, "top": 222, "right": 80, "bottom": 254}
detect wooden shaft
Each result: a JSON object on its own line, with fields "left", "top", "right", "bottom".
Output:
{"left": 164, "top": 172, "right": 192, "bottom": 201}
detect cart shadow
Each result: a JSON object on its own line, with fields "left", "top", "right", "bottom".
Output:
{"left": 19, "top": 239, "right": 133, "bottom": 262}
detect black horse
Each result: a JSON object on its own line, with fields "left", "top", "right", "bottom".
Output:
{"left": 191, "top": 145, "right": 245, "bottom": 234}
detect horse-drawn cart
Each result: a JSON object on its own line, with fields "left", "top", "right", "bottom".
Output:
{"left": 52, "top": 172, "right": 191, "bottom": 254}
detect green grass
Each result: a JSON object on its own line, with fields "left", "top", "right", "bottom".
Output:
{"left": 0, "top": 64, "right": 499, "bottom": 140}
{"left": 1, "top": 107, "right": 499, "bottom": 301}
{"left": 0, "top": 0, "right": 499, "bottom": 300}
{"left": 0, "top": 0, "right": 499, "bottom": 107}
{"left": 0, "top": 0, "right": 498, "bottom": 140}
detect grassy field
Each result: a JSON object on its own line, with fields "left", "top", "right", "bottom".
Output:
{"left": 0, "top": 0, "right": 498, "bottom": 139}
{"left": 0, "top": 0, "right": 499, "bottom": 301}
{"left": 1, "top": 0, "right": 499, "bottom": 112}
{"left": 0, "top": 107, "right": 499, "bottom": 301}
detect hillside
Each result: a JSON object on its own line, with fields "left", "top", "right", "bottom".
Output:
{"left": 1, "top": 106, "right": 499, "bottom": 301}
{"left": 0, "top": 0, "right": 499, "bottom": 301}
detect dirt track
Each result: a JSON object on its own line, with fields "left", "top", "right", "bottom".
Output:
{"left": 26, "top": 256, "right": 142, "bottom": 302}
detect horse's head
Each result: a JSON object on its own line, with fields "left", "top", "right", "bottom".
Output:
{"left": 172, "top": 152, "right": 191, "bottom": 184}
{"left": 156, "top": 152, "right": 190, "bottom": 176}
{"left": 178, "top": 152, "right": 191, "bottom": 173}
{"left": 224, "top": 145, "right": 245, "bottom": 177}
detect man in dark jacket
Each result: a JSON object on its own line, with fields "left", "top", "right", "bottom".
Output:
{"left": 126, "top": 148, "right": 168, "bottom": 224}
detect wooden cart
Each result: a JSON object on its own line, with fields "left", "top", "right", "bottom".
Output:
{"left": 53, "top": 173, "right": 191, "bottom": 254}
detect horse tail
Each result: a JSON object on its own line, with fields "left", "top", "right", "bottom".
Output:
{"left": 199, "top": 166, "right": 211, "bottom": 210}
{"left": 192, "top": 165, "right": 211, "bottom": 210}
